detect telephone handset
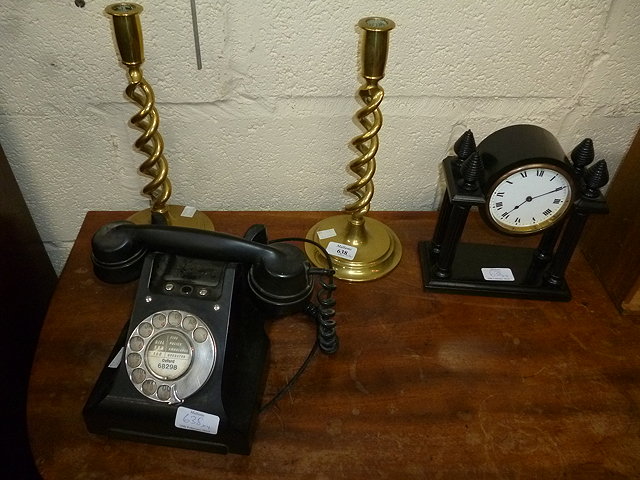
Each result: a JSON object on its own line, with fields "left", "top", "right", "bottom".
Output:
{"left": 90, "top": 221, "right": 314, "bottom": 313}
{"left": 83, "top": 221, "right": 337, "bottom": 454}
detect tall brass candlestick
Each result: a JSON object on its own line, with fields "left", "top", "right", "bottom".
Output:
{"left": 105, "top": 3, "right": 213, "bottom": 230}
{"left": 306, "top": 17, "right": 401, "bottom": 281}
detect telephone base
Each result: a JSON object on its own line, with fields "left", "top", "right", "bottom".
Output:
{"left": 83, "top": 253, "right": 269, "bottom": 455}
{"left": 109, "top": 428, "right": 232, "bottom": 454}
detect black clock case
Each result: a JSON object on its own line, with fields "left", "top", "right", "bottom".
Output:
{"left": 479, "top": 125, "right": 570, "bottom": 179}
{"left": 420, "top": 125, "right": 582, "bottom": 301}
{"left": 478, "top": 124, "right": 577, "bottom": 232}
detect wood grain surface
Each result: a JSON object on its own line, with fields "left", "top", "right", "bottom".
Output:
{"left": 28, "top": 211, "right": 640, "bottom": 479}
{"left": 581, "top": 127, "right": 640, "bottom": 315}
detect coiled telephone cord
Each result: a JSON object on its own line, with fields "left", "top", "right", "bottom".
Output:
{"left": 260, "top": 237, "right": 338, "bottom": 412}
{"left": 306, "top": 270, "right": 338, "bottom": 354}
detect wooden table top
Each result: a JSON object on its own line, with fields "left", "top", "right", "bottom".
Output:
{"left": 28, "top": 211, "right": 640, "bottom": 479}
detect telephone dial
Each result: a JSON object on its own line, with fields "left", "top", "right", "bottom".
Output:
{"left": 83, "top": 221, "right": 338, "bottom": 454}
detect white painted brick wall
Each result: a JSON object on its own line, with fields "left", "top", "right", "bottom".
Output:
{"left": 0, "top": 0, "right": 638, "bottom": 273}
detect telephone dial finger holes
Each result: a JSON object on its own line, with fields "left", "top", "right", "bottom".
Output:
{"left": 127, "top": 352, "right": 142, "bottom": 368}
{"left": 182, "top": 316, "right": 197, "bottom": 331}
{"left": 168, "top": 311, "right": 182, "bottom": 326}
{"left": 156, "top": 385, "right": 172, "bottom": 401}
{"left": 125, "top": 310, "right": 216, "bottom": 404}
{"left": 142, "top": 379, "right": 157, "bottom": 396}
{"left": 138, "top": 322, "right": 153, "bottom": 337}
{"left": 131, "top": 368, "right": 146, "bottom": 384}
{"left": 129, "top": 336, "right": 144, "bottom": 351}
{"left": 152, "top": 314, "right": 166, "bottom": 329}
{"left": 193, "top": 327, "right": 209, "bottom": 343}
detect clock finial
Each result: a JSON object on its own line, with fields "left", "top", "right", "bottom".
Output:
{"left": 453, "top": 130, "right": 476, "bottom": 168}
{"left": 570, "top": 138, "right": 594, "bottom": 176}
{"left": 460, "top": 151, "right": 483, "bottom": 191}
{"left": 583, "top": 159, "right": 609, "bottom": 198}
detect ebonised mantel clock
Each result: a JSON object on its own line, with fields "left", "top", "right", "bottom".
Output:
{"left": 419, "top": 124, "right": 609, "bottom": 300}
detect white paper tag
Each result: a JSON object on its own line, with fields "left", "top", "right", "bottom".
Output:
{"left": 108, "top": 348, "right": 124, "bottom": 369}
{"left": 181, "top": 206, "right": 197, "bottom": 218}
{"left": 481, "top": 268, "right": 515, "bottom": 282}
{"left": 326, "top": 241, "right": 357, "bottom": 260}
{"left": 175, "top": 407, "right": 220, "bottom": 435}
{"left": 316, "top": 228, "right": 337, "bottom": 240}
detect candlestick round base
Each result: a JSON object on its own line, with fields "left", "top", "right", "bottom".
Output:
{"left": 305, "top": 214, "right": 401, "bottom": 282}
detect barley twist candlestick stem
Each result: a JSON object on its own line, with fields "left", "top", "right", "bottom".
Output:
{"left": 106, "top": 3, "right": 213, "bottom": 230}
{"left": 124, "top": 65, "right": 171, "bottom": 216}
{"left": 306, "top": 17, "right": 401, "bottom": 281}
{"left": 345, "top": 79, "right": 383, "bottom": 219}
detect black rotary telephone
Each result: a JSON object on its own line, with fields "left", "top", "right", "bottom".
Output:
{"left": 83, "top": 221, "right": 338, "bottom": 455}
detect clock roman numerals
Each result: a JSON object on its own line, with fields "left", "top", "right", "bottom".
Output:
{"left": 488, "top": 166, "right": 573, "bottom": 233}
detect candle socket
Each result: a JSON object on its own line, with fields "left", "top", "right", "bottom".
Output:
{"left": 358, "top": 17, "right": 395, "bottom": 80}
{"left": 105, "top": 3, "right": 144, "bottom": 66}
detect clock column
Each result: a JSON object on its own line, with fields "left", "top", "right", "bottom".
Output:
{"left": 545, "top": 159, "right": 609, "bottom": 287}
{"left": 534, "top": 224, "right": 564, "bottom": 263}
{"left": 534, "top": 138, "right": 596, "bottom": 262}
{"left": 432, "top": 147, "right": 485, "bottom": 278}
{"left": 430, "top": 130, "right": 476, "bottom": 255}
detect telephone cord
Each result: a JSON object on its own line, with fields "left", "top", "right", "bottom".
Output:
{"left": 268, "top": 237, "right": 338, "bottom": 354}
{"left": 259, "top": 237, "right": 338, "bottom": 412}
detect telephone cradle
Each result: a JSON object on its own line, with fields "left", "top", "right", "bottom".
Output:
{"left": 83, "top": 221, "right": 338, "bottom": 455}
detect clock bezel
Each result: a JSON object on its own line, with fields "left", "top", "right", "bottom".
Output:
{"left": 482, "top": 161, "right": 576, "bottom": 235}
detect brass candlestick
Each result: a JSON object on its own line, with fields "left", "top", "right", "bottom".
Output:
{"left": 305, "top": 17, "right": 401, "bottom": 281}
{"left": 105, "top": 3, "right": 213, "bottom": 229}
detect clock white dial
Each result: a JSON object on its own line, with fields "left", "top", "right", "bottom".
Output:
{"left": 487, "top": 166, "right": 573, "bottom": 234}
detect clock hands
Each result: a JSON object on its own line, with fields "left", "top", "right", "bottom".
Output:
{"left": 503, "top": 185, "right": 567, "bottom": 215}
{"left": 530, "top": 185, "right": 567, "bottom": 200}
{"left": 503, "top": 197, "right": 530, "bottom": 215}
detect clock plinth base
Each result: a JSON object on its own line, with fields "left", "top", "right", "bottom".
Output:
{"left": 419, "top": 241, "right": 571, "bottom": 301}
